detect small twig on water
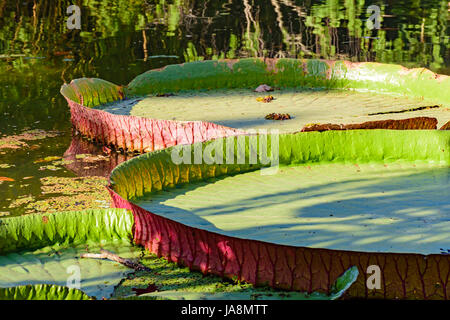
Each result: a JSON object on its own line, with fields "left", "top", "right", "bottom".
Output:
{"left": 81, "top": 249, "right": 151, "bottom": 272}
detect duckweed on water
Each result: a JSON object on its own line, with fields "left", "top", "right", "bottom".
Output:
{"left": 0, "top": 130, "right": 61, "bottom": 151}
{"left": 22, "top": 176, "right": 111, "bottom": 214}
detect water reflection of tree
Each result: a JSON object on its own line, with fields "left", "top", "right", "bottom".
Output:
{"left": 0, "top": 0, "right": 448, "bottom": 73}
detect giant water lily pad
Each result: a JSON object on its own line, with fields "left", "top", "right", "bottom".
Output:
{"left": 111, "top": 130, "right": 450, "bottom": 255}
{"left": 61, "top": 58, "right": 450, "bottom": 153}
{"left": 0, "top": 209, "right": 140, "bottom": 299}
{"left": 109, "top": 129, "right": 450, "bottom": 299}
{"left": 133, "top": 162, "right": 449, "bottom": 254}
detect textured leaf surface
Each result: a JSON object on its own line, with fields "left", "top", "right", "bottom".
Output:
{"left": 0, "top": 284, "right": 91, "bottom": 300}
{"left": 134, "top": 162, "right": 449, "bottom": 254}
{"left": 109, "top": 130, "right": 450, "bottom": 299}
{"left": 0, "top": 209, "right": 138, "bottom": 299}
{"left": 61, "top": 78, "right": 123, "bottom": 108}
{"left": 0, "top": 209, "right": 134, "bottom": 254}
{"left": 110, "top": 130, "right": 450, "bottom": 200}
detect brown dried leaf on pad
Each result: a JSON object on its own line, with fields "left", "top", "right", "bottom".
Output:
{"left": 265, "top": 113, "right": 291, "bottom": 120}
{"left": 301, "top": 117, "right": 438, "bottom": 132}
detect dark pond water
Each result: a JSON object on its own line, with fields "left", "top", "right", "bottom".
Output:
{"left": 0, "top": 0, "right": 449, "bottom": 216}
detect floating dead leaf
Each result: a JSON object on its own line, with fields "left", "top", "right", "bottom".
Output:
{"left": 254, "top": 84, "right": 273, "bottom": 92}
{"left": 265, "top": 113, "right": 291, "bottom": 120}
{"left": 0, "top": 212, "right": 10, "bottom": 217}
{"left": 23, "top": 176, "right": 34, "bottom": 180}
{"left": 256, "top": 95, "right": 274, "bottom": 103}
{"left": 0, "top": 164, "right": 14, "bottom": 169}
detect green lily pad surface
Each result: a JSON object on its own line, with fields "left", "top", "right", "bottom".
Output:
{"left": 0, "top": 241, "right": 140, "bottom": 299}
{"left": 135, "top": 162, "right": 449, "bottom": 254}
{"left": 124, "top": 266, "right": 358, "bottom": 301}
{"left": 0, "top": 209, "right": 140, "bottom": 299}
{"left": 97, "top": 88, "right": 449, "bottom": 131}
